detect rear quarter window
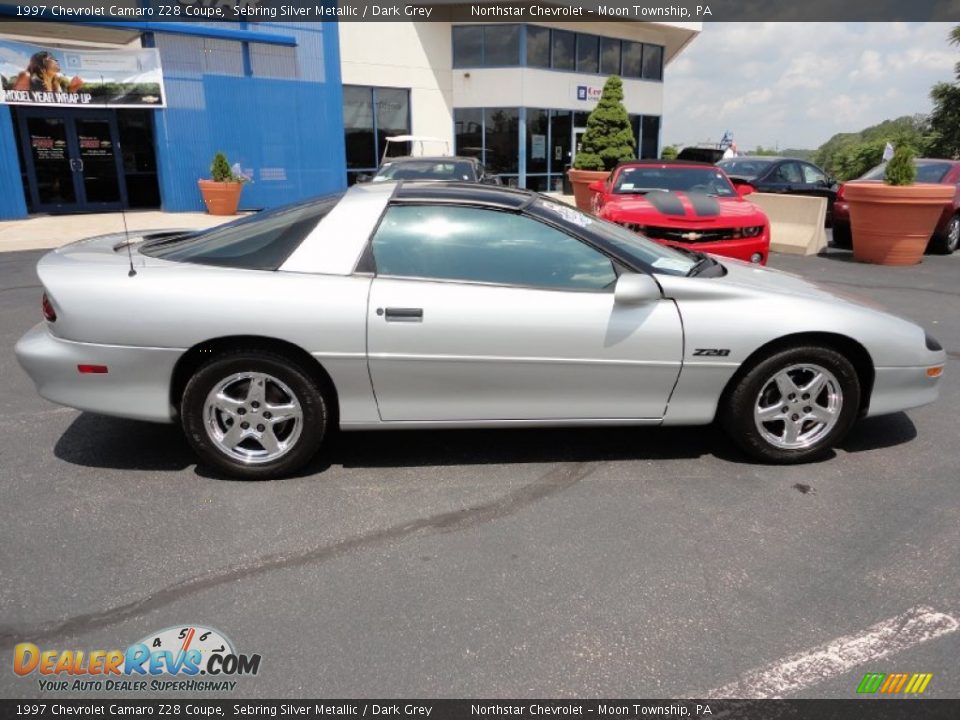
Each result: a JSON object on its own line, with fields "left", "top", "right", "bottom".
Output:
{"left": 861, "top": 162, "right": 952, "bottom": 183}
{"left": 141, "top": 195, "right": 341, "bottom": 270}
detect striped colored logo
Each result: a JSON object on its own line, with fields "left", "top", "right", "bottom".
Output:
{"left": 857, "top": 672, "right": 933, "bottom": 694}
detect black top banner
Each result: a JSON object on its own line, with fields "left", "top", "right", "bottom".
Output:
{"left": 0, "top": 0, "right": 958, "bottom": 23}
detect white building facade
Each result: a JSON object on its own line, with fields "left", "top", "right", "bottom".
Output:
{"left": 339, "top": 19, "right": 701, "bottom": 189}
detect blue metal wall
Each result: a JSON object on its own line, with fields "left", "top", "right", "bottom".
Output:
{"left": 0, "top": 106, "right": 28, "bottom": 220}
{"left": 152, "top": 22, "right": 346, "bottom": 212}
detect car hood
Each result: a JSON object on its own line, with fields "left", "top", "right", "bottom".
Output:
{"left": 601, "top": 191, "right": 765, "bottom": 225}
{"left": 667, "top": 257, "right": 891, "bottom": 312}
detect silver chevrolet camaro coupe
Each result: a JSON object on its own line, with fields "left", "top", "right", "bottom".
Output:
{"left": 16, "top": 182, "right": 946, "bottom": 479}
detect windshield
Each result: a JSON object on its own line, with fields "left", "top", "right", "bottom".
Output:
{"left": 612, "top": 165, "right": 737, "bottom": 197}
{"left": 141, "top": 194, "right": 342, "bottom": 270}
{"left": 716, "top": 159, "right": 773, "bottom": 179}
{"left": 861, "top": 161, "right": 952, "bottom": 183}
{"left": 534, "top": 198, "right": 698, "bottom": 276}
{"left": 374, "top": 160, "right": 476, "bottom": 182}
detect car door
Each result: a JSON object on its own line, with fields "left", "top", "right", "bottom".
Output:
{"left": 799, "top": 162, "right": 835, "bottom": 200}
{"left": 365, "top": 203, "right": 684, "bottom": 422}
{"left": 764, "top": 161, "right": 804, "bottom": 194}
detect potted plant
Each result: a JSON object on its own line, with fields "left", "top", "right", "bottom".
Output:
{"left": 567, "top": 75, "right": 636, "bottom": 212}
{"left": 198, "top": 152, "right": 250, "bottom": 216}
{"left": 845, "top": 146, "right": 954, "bottom": 265}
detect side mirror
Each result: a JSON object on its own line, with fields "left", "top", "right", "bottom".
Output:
{"left": 483, "top": 175, "right": 504, "bottom": 186}
{"left": 614, "top": 273, "right": 661, "bottom": 305}
{"left": 588, "top": 180, "right": 606, "bottom": 193}
{"left": 735, "top": 182, "right": 756, "bottom": 197}
{"left": 356, "top": 174, "right": 373, "bottom": 184}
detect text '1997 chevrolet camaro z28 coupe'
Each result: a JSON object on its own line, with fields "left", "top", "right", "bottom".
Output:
{"left": 16, "top": 183, "right": 946, "bottom": 479}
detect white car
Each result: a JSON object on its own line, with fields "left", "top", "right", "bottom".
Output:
{"left": 16, "top": 182, "right": 946, "bottom": 479}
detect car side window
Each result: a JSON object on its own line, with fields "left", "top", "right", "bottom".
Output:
{"left": 773, "top": 162, "right": 803, "bottom": 184}
{"left": 371, "top": 205, "right": 617, "bottom": 291}
{"left": 801, "top": 163, "right": 827, "bottom": 184}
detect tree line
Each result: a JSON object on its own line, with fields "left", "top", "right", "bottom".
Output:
{"left": 663, "top": 26, "right": 960, "bottom": 181}
{"left": 814, "top": 25, "right": 960, "bottom": 181}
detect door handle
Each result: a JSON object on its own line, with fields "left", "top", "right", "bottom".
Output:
{"left": 381, "top": 307, "right": 423, "bottom": 322}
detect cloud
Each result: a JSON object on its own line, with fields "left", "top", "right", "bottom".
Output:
{"left": 849, "top": 50, "right": 884, "bottom": 82}
{"left": 662, "top": 22, "right": 957, "bottom": 150}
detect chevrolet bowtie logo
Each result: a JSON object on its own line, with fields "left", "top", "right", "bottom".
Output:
{"left": 680, "top": 231, "right": 704, "bottom": 241}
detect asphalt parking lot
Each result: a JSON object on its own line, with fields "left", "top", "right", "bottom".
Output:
{"left": 1, "top": 242, "right": 958, "bottom": 699}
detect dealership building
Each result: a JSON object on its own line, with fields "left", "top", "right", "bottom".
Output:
{"left": 0, "top": 8, "right": 699, "bottom": 220}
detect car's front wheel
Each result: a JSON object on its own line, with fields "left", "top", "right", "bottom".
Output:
{"left": 721, "top": 346, "right": 860, "bottom": 463}
{"left": 181, "top": 350, "right": 328, "bottom": 479}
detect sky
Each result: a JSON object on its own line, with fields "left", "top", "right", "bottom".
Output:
{"left": 662, "top": 22, "right": 958, "bottom": 152}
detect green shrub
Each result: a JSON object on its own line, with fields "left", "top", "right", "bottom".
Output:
{"left": 573, "top": 76, "right": 636, "bottom": 171}
{"left": 210, "top": 152, "right": 234, "bottom": 182}
{"left": 884, "top": 146, "right": 917, "bottom": 186}
{"left": 660, "top": 145, "right": 678, "bottom": 160}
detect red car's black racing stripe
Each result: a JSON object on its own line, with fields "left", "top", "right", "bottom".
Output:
{"left": 645, "top": 191, "right": 687, "bottom": 217}
{"left": 686, "top": 192, "right": 721, "bottom": 217}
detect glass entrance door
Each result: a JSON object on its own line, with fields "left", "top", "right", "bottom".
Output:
{"left": 75, "top": 117, "right": 122, "bottom": 207}
{"left": 23, "top": 115, "right": 76, "bottom": 209}
{"left": 17, "top": 109, "right": 127, "bottom": 213}
{"left": 573, "top": 128, "right": 588, "bottom": 162}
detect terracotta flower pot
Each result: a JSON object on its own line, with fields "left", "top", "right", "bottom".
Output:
{"left": 844, "top": 182, "right": 954, "bottom": 265}
{"left": 567, "top": 168, "right": 609, "bottom": 212}
{"left": 198, "top": 179, "right": 244, "bottom": 216}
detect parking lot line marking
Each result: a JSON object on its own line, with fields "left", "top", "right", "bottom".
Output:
{"left": 707, "top": 605, "right": 959, "bottom": 699}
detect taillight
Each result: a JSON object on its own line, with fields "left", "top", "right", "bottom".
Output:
{"left": 78, "top": 365, "right": 108, "bottom": 374}
{"left": 836, "top": 184, "right": 846, "bottom": 201}
{"left": 41, "top": 292, "right": 56, "bottom": 322}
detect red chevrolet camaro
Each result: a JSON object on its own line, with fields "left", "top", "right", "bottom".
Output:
{"left": 590, "top": 161, "right": 771, "bottom": 265}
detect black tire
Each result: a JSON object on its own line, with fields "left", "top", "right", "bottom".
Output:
{"left": 181, "top": 349, "right": 327, "bottom": 480}
{"left": 831, "top": 222, "right": 852, "bottom": 249}
{"left": 928, "top": 214, "right": 960, "bottom": 255}
{"left": 720, "top": 346, "right": 861, "bottom": 464}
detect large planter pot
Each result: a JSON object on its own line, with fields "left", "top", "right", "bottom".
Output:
{"left": 845, "top": 182, "right": 954, "bottom": 265}
{"left": 566, "top": 168, "right": 609, "bottom": 212}
{"left": 198, "top": 179, "right": 244, "bottom": 216}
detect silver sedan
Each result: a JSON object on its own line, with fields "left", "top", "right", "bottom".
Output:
{"left": 16, "top": 182, "right": 946, "bottom": 479}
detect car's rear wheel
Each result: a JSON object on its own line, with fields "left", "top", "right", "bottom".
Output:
{"left": 181, "top": 350, "right": 327, "bottom": 479}
{"left": 721, "top": 346, "right": 860, "bottom": 463}
{"left": 929, "top": 214, "right": 960, "bottom": 255}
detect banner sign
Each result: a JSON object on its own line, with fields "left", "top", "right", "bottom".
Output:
{"left": 0, "top": 39, "right": 165, "bottom": 109}
{"left": 1, "top": 699, "right": 958, "bottom": 719}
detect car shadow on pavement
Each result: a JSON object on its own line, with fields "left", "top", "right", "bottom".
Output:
{"left": 817, "top": 247, "right": 857, "bottom": 262}
{"left": 53, "top": 413, "right": 195, "bottom": 472}
{"left": 839, "top": 412, "right": 917, "bottom": 453}
{"left": 53, "top": 414, "right": 717, "bottom": 475}
{"left": 331, "top": 425, "right": 719, "bottom": 469}
{"left": 52, "top": 412, "right": 918, "bottom": 478}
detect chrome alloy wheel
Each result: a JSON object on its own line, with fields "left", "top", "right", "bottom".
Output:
{"left": 753, "top": 363, "right": 843, "bottom": 450}
{"left": 203, "top": 372, "right": 303, "bottom": 464}
{"left": 947, "top": 217, "right": 960, "bottom": 253}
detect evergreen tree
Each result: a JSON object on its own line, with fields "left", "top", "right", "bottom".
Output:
{"left": 210, "top": 152, "right": 233, "bottom": 182}
{"left": 884, "top": 145, "right": 917, "bottom": 186}
{"left": 573, "top": 76, "right": 636, "bottom": 171}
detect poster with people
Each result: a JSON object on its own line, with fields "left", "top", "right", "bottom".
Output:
{"left": 0, "top": 39, "right": 166, "bottom": 109}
